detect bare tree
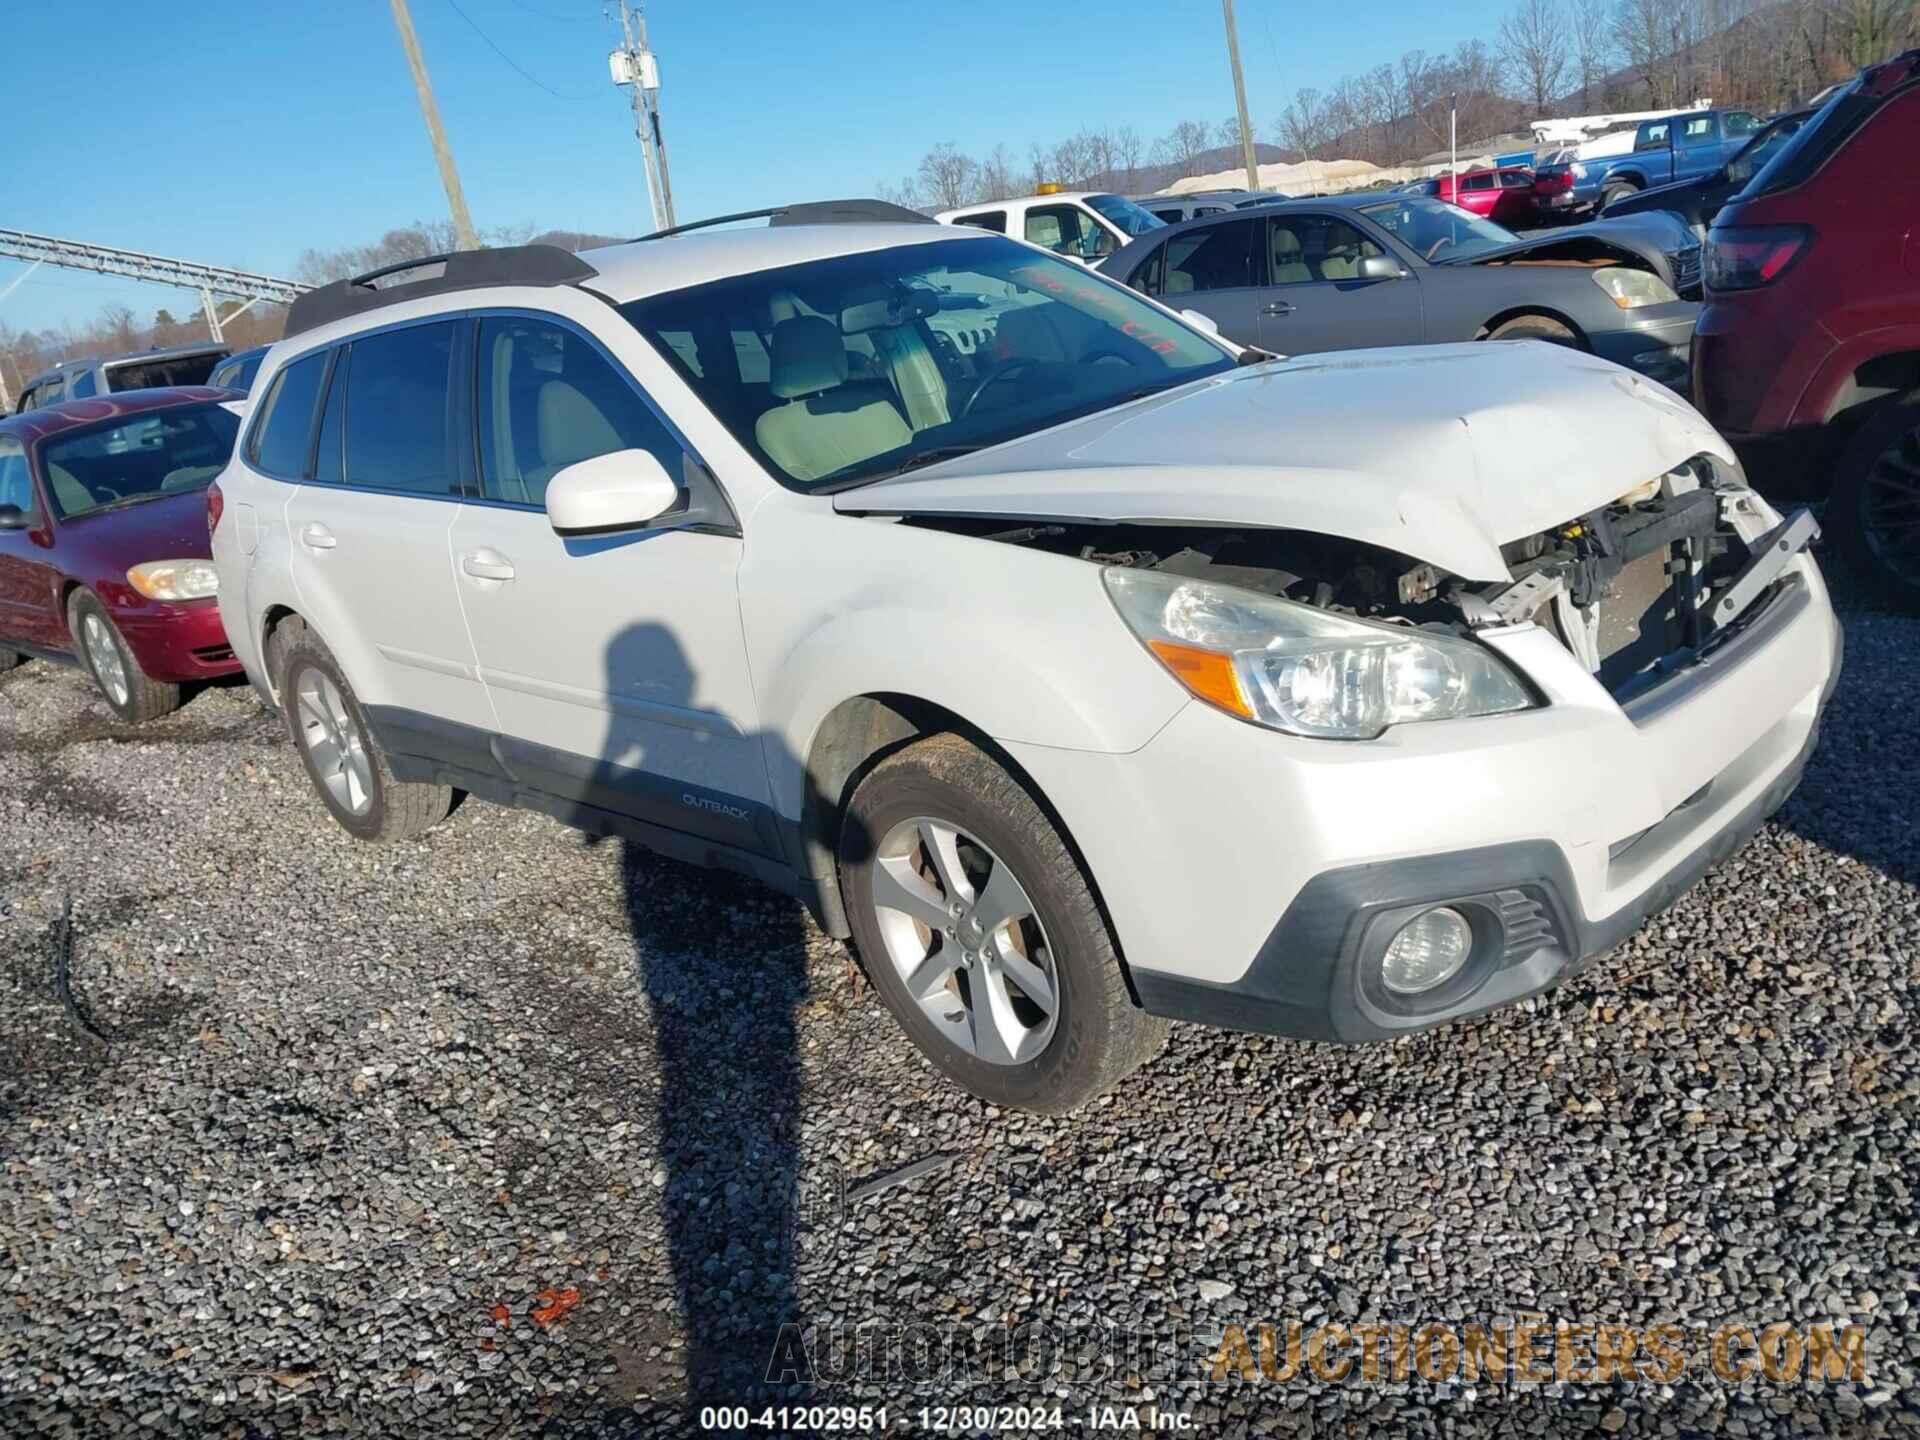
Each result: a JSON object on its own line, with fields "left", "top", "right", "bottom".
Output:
{"left": 1615, "top": 0, "right": 1674, "bottom": 104}
{"left": 1153, "top": 119, "right": 1215, "bottom": 177}
{"left": 977, "top": 143, "right": 1016, "bottom": 202}
{"left": 1571, "top": 0, "right": 1616, "bottom": 108}
{"left": 917, "top": 142, "right": 978, "bottom": 210}
{"left": 1111, "top": 126, "right": 1144, "bottom": 188}
{"left": 1501, "top": 0, "right": 1572, "bottom": 109}
{"left": 1276, "top": 88, "right": 1330, "bottom": 159}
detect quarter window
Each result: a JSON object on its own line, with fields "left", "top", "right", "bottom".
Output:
{"left": 475, "top": 316, "right": 681, "bottom": 507}
{"left": 250, "top": 351, "right": 329, "bottom": 478}
{"left": 342, "top": 322, "right": 459, "bottom": 494}
{"left": 69, "top": 370, "right": 98, "bottom": 398}
{"left": 0, "top": 436, "right": 31, "bottom": 512}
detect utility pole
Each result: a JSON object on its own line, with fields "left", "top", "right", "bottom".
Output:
{"left": 610, "top": 1, "right": 675, "bottom": 232}
{"left": 1221, "top": 0, "right": 1260, "bottom": 192}
{"left": 389, "top": 0, "right": 480, "bottom": 251}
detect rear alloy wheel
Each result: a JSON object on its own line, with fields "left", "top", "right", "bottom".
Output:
{"left": 1485, "top": 314, "right": 1579, "bottom": 347}
{"left": 1601, "top": 180, "right": 1639, "bottom": 209}
{"left": 67, "top": 591, "right": 182, "bottom": 723}
{"left": 1831, "top": 392, "right": 1920, "bottom": 612}
{"left": 840, "top": 732, "right": 1168, "bottom": 1113}
{"left": 271, "top": 617, "right": 452, "bottom": 842}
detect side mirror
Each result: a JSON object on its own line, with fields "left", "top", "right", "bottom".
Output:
{"left": 547, "top": 449, "right": 682, "bottom": 537}
{"left": 0, "top": 503, "right": 30, "bottom": 530}
{"left": 1180, "top": 308, "right": 1221, "bottom": 336}
{"left": 1357, "top": 255, "right": 1406, "bottom": 280}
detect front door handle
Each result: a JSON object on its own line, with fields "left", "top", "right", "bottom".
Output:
{"left": 461, "top": 549, "right": 516, "bottom": 582}
{"left": 1262, "top": 300, "right": 1296, "bottom": 316}
{"left": 299, "top": 522, "right": 337, "bottom": 551}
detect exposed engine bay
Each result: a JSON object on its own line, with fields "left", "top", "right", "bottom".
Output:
{"left": 908, "top": 457, "right": 1816, "bottom": 702}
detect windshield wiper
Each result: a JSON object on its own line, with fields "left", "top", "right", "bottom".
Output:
{"left": 814, "top": 444, "right": 984, "bottom": 493}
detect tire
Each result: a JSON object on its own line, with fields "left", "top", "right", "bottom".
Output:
{"left": 1600, "top": 179, "right": 1640, "bottom": 209}
{"left": 839, "top": 732, "right": 1168, "bottom": 1113}
{"left": 0, "top": 646, "right": 20, "bottom": 672}
{"left": 1485, "top": 314, "right": 1579, "bottom": 347}
{"left": 1829, "top": 391, "right": 1920, "bottom": 613}
{"left": 67, "top": 591, "right": 181, "bottom": 723}
{"left": 269, "top": 616, "right": 452, "bottom": 842}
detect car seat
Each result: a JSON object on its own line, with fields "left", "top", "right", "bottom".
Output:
{"left": 754, "top": 316, "right": 912, "bottom": 483}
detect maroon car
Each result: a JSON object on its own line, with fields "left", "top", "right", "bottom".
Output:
{"left": 0, "top": 388, "right": 244, "bottom": 720}
{"left": 1692, "top": 49, "right": 1920, "bottom": 609}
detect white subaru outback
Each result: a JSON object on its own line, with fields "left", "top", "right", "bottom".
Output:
{"left": 211, "top": 200, "right": 1840, "bottom": 1113}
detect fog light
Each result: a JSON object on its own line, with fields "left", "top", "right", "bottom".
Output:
{"left": 1380, "top": 907, "right": 1472, "bottom": 995}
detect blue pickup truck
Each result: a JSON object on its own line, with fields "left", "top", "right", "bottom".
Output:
{"left": 1534, "top": 108, "right": 1764, "bottom": 217}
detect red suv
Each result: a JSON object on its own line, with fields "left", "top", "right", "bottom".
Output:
{"left": 0, "top": 389, "right": 244, "bottom": 719}
{"left": 1435, "top": 166, "right": 1540, "bottom": 227}
{"left": 1691, "top": 49, "right": 1920, "bottom": 608}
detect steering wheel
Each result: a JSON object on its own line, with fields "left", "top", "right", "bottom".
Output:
{"left": 1080, "top": 348, "right": 1133, "bottom": 367}
{"left": 1425, "top": 236, "right": 1456, "bottom": 261}
{"left": 958, "top": 358, "right": 1040, "bottom": 417}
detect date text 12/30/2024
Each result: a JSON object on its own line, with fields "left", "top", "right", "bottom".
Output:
{"left": 698, "top": 1405, "right": 1195, "bottom": 1431}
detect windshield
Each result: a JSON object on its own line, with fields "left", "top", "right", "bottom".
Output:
{"left": 1742, "top": 82, "right": 1885, "bottom": 200}
{"left": 1356, "top": 196, "right": 1518, "bottom": 261}
{"left": 1084, "top": 193, "right": 1166, "bottom": 237}
{"left": 621, "top": 234, "right": 1233, "bottom": 491}
{"left": 39, "top": 402, "right": 239, "bottom": 519}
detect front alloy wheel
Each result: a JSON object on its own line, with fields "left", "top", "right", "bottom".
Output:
{"left": 870, "top": 816, "right": 1059, "bottom": 1066}
{"left": 841, "top": 732, "right": 1168, "bottom": 1113}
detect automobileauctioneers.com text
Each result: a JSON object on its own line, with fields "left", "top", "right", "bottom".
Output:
{"left": 761, "top": 1316, "right": 1871, "bottom": 1389}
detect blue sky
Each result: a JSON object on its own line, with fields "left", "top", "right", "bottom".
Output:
{"left": 3, "top": 0, "right": 1511, "bottom": 334}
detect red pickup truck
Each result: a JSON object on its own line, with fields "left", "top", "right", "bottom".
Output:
{"left": 1435, "top": 166, "right": 1540, "bottom": 227}
{"left": 1691, "top": 49, "right": 1920, "bottom": 609}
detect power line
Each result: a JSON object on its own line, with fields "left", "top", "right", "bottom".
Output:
{"left": 442, "top": 0, "right": 596, "bottom": 99}
{"left": 502, "top": 0, "right": 599, "bottom": 22}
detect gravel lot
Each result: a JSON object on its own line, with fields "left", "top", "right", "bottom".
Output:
{"left": 1, "top": 573, "right": 1915, "bottom": 1438}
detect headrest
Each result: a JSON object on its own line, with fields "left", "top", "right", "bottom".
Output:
{"left": 1273, "top": 227, "right": 1302, "bottom": 256}
{"left": 769, "top": 316, "right": 847, "bottom": 399}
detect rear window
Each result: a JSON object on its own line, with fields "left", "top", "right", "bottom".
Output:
{"left": 105, "top": 352, "right": 226, "bottom": 392}
{"left": 1743, "top": 79, "right": 1905, "bottom": 201}
{"left": 952, "top": 211, "right": 1006, "bottom": 234}
{"left": 39, "top": 403, "right": 240, "bottom": 519}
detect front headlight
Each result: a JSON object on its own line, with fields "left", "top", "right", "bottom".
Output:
{"left": 127, "top": 559, "right": 219, "bottom": 601}
{"left": 1593, "top": 266, "right": 1678, "bottom": 309}
{"left": 1103, "top": 568, "right": 1534, "bottom": 740}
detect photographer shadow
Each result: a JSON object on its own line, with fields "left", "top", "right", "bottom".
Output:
{"left": 592, "top": 619, "right": 869, "bottom": 1410}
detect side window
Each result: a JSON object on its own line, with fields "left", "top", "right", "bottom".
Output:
{"left": 1682, "top": 116, "right": 1715, "bottom": 142}
{"left": 1723, "top": 111, "right": 1758, "bottom": 138}
{"left": 342, "top": 321, "right": 459, "bottom": 495}
{"left": 249, "top": 351, "right": 330, "bottom": 478}
{"left": 0, "top": 436, "right": 32, "bottom": 513}
{"left": 1499, "top": 171, "right": 1531, "bottom": 188}
{"left": 1463, "top": 173, "right": 1495, "bottom": 192}
{"left": 475, "top": 316, "right": 682, "bottom": 508}
{"left": 1023, "top": 204, "right": 1087, "bottom": 256}
{"left": 1639, "top": 122, "right": 1670, "bottom": 149}
{"left": 69, "top": 370, "right": 98, "bottom": 399}
{"left": 1136, "top": 240, "right": 1168, "bottom": 296}
{"left": 1164, "top": 217, "right": 1260, "bottom": 294}
{"left": 1150, "top": 207, "right": 1183, "bottom": 223}
{"left": 40, "top": 377, "right": 65, "bottom": 406}
{"left": 953, "top": 211, "right": 1007, "bottom": 234}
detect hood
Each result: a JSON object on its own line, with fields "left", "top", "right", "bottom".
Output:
{"left": 836, "top": 343, "right": 1724, "bottom": 582}
{"left": 1453, "top": 215, "right": 1681, "bottom": 270}
{"left": 60, "top": 488, "right": 215, "bottom": 569}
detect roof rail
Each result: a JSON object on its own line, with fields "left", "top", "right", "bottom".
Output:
{"left": 283, "top": 244, "right": 599, "bottom": 339}
{"left": 637, "top": 198, "right": 936, "bottom": 242}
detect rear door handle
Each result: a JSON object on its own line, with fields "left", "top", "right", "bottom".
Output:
{"left": 299, "top": 522, "right": 337, "bottom": 551}
{"left": 1262, "top": 300, "right": 1296, "bottom": 316}
{"left": 460, "top": 549, "right": 516, "bottom": 582}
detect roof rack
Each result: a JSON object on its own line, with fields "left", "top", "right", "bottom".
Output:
{"left": 283, "top": 244, "right": 599, "bottom": 339}
{"left": 637, "top": 198, "right": 936, "bottom": 242}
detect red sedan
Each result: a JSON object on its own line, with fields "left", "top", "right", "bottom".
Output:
{"left": 0, "top": 388, "right": 244, "bottom": 720}
{"left": 1435, "top": 166, "right": 1540, "bottom": 227}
